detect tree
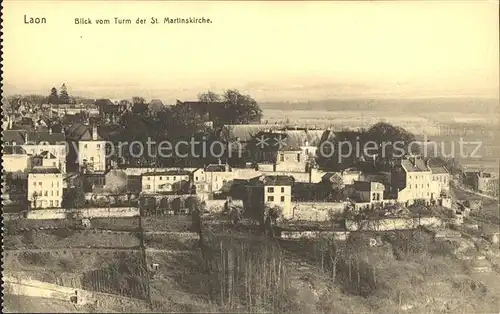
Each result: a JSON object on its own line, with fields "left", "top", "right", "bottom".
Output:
{"left": 59, "top": 83, "right": 70, "bottom": 104}
{"left": 364, "top": 122, "right": 419, "bottom": 159}
{"left": 222, "top": 89, "right": 263, "bottom": 124}
{"left": 132, "top": 96, "right": 148, "bottom": 115}
{"left": 62, "top": 187, "right": 86, "bottom": 209}
{"left": 198, "top": 91, "right": 221, "bottom": 103}
{"left": 48, "top": 87, "right": 59, "bottom": 105}
{"left": 329, "top": 174, "right": 344, "bottom": 199}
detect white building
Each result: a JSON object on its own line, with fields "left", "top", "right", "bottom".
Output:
{"left": 141, "top": 170, "right": 191, "bottom": 194}
{"left": 3, "top": 146, "right": 31, "bottom": 178}
{"left": 391, "top": 157, "right": 443, "bottom": 204}
{"left": 28, "top": 166, "right": 63, "bottom": 209}
{"left": 4, "top": 129, "right": 66, "bottom": 173}
{"left": 192, "top": 164, "right": 234, "bottom": 194}
{"left": 66, "top": 124, "right": 107, "bottom": 173}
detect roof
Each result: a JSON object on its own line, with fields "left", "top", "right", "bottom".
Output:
{"left": 36, "top": 151, "right": 57, "bottom": 159}
{"left": 429, "top": 166, "right": 449, "bottom": 174}
{"left": 249, "top": 130, "right": 327, "bottom": 152}
{"left": 249, "top": 175, "right": 295, "bottom": 186}
{"left": 26, "top": 131, "right": 65, "bottom": 145}
{"left": 65, "top": 123, "right": 104, "bottom": 141}
{"left": 401, "top": 158, "right": 430, "bottom": 172}
{"left": 29, "top": 167, "right": 61, "bottom": 174}
{"left": 95, "top": 99, "right": 115, "bottom": 107}
{"left": 205, "top": 164, "right": 230, "bottom": 172}
{"left": 142, "top": 170, "right": 192, "bottom": 176}
{"left": 3, "top": 146, "right": 27, "bottom": 155}
{"left": 224, "top": 124, "right": 280, "bottom": 142}
{"left": 3, "top": 130, "right": 27, "bottom": 145}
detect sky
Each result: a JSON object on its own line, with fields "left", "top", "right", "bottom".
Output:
{"left": 3, "top": 1, "right": 499, "bottom": 102}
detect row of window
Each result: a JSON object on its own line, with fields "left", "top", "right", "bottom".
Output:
{"left": 32, "top": 181, "right": 60, "bottom": 187}
{"left": 33, "top": 200, "right": 59, "bottom": 207}
{"left": 83, "top": 144, "right": 101, "bottom": 149}
{"left": 267, "top": 196, "right": 286, "bottom": 202}
{"left": 267, "top": 187, "right": 286, "bottom": 193}
{"left": 146, "top": 176, "right": 186, "bottom": 181}
{"left": 278, "top": 153, "right": 302, "bottom": 162}
{"left": 33, "top": 190, "right": 60, "bottom": 197}
{"left": 408, "top": 184, "right": 429, "bottom": 189}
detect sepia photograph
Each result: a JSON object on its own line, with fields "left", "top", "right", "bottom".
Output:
{"left": 1, "top": 1, "right": 499, "bottom": 313}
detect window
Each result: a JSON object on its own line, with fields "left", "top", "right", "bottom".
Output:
{"left": 409, "top": 175, "right": 412, "bottom": 179}
{"left": 97, "top": 144, "right": 101, "bottom": 149}
{"left": 281, "top": 187, "right": 285, "bottom": 193}
{"left": 84, "top": 144, "right": 88, "bottom": 149}
{"left": 279, "top": 154, "right": 284, "bottom": 162}
{"left": 173, "top": 176, "right": 177, "bottom": 181}
{"left": 51, "top": 191, "right": 54, "bottom": 196}
{"left": 267, "top": 187, "right": 274, "bottom": 193}
{"left": 427, "top": 184, "right": 429, "bottom": 188}
{"left": 148, "top": 177, "right": 151, "bottom": 181}
{"left": 53, "top": 162, "right": 56, "bottom": 166}
{"left": 159, "top": 177, "right": 163, "bottom": 180}
{"left": 44, "top": 191, "right": 48, "bottom": 196}
{"left": 267, "top": 196, "right": 274, "bottom": 202}
{"left": 57, "top": 182, "right": 59, "bottom": 187}
{"left": 57, "top": 191, "right": 59, "bottom": 196}
{"left": 409, "top": 184, "right": 411, "bottom": 189}
{"left": 33, "top": 182, "right": 36, "bottom": 186}
{"left": 39, "top": 182, "right": 42, "bottom": 186}
{"left": 50, "top": 200, "right": 53, "bottom": 207}
{"left": 297, "top": 153, "right": 301, "bottom": 162}
{"left": 196, "top": 176, "right": 199, "bottom": 181}
{"left": 146, "top": 185, "right": 151, "bottom": 189}
{"left": 280, "top": 196, "right": 285, "bottom": 202}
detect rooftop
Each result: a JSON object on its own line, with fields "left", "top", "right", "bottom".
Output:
{"left": 29, "top": 167, "right": 61, "bottom": 174}
{"left": 142, "top": 170, "right": 192, "bottom": 176}
{"left": 401, "top": 158, "right": 430, "bottom": 172}
{"left": 205, "top": 164, "right": 230, "bottom": 172}
{"left": 249, "top": 175, "right": 295, "bottom": 186}
{"left": 3, "top": 146, "right": 27, "bottom": 155}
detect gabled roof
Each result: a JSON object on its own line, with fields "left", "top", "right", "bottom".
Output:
{"left": 65, "top": 123, "right": 104, "bottom": 141}
{"left": 3, "top": 130, "right": 27, "bottom": 145}
{"left": 249, "top": 175, "right": 295, "bottom": 186}
{"left": 36, "top": 151, "right": 57, "bottom": 159}
{"left": 29, "top": 166, "right": 61, "bottom": 174}
{"left": 401, "top": 158, "right": 430, "bottom": 172}
{"left": 429, "top": 166, "right": 449, "bottom": 174}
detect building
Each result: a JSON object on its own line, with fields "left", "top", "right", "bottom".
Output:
{"left": 352, "top": 181, "right": 385, "bottom": 203}
{"left": 28, "top": 166, "right": 63, "bottom": 209}
{"left": 65, "top": 124, "right": 107, "bottom": 173}
{"left": 32, "top": 151, "right": 59, "bottom": 168}
{"left": 141, "top": 170, "right": 191, "bottom": 194}
{"left": 472, "top": 171, "right": 499, "bottom": 194}
{"left": 193, "top": 163, "right": 234, "bottom": 194}
{"left": 4, "top": 129, "right": 67, "bottom": 173}
{"left": 3, "top": 146, "right": 31, "bottom": 178}
{"left": 251, "top": 129, "right": 324, "bottom": 173}
{"left": 429, "top": 165, "right": 450, "bottom": 192}
{"left": 391, "top": 156, "right": 442, "bottom": 204}
{"left": 245, "top": 175, "right": 294, "bottom": 219}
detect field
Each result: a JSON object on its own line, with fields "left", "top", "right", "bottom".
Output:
{"left": 261, "top": 102, "right": 499, "bottom": 172}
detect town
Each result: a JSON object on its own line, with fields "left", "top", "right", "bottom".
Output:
{"left": 3, "top": 85, "right": 500, "bottom": 313}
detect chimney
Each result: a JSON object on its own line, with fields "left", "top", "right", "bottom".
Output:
{"left": 92, "top": 126, "right": 98, "bottom": 140}
{"left": 218, "top": 158, "right": 222, "bottom": 165}
{"left": 49, "top": 128, "right": 52, "bottom": 134}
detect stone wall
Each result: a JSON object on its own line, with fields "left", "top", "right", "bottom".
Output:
{"left": 345, "top": 216, "right": 443, "bottom": 231}
{"left": 291, "top": 202, "right": 346, "bottom": 221}
{"left": 25, "top": 207, "right": 139, "bottom": 220}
